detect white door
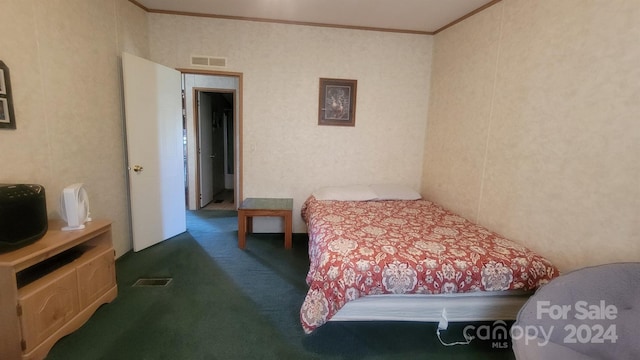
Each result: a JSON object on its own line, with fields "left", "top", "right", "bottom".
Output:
{"left": 198, "top": 92, "right": 214, "bottom": 207}
{"left": 122, "top": 52, "right": 186, "bottom": 252}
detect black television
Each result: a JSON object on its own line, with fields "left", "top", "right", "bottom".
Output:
{"left": 0, "top": 184, "right": 48, "bottom": 252}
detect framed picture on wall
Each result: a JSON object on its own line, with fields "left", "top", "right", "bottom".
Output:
{"left": 0, "top": 60, "right": 16, "bottom": 129}
{"left": 0, "top": 68, "right": 6, "bottom": 95}
{"left": 318, "top": 78, "right": 357, "bottom": 126}
{"left": 0, "top": 98, "right": 10, "bottom": 124}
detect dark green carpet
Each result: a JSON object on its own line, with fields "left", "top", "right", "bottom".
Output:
{"left": 46, "top": 210, "right": 516, "bottom": 359}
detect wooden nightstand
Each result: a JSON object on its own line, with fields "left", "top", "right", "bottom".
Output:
{"left": 237, "top": 198, "right": 293, "bottom": 249}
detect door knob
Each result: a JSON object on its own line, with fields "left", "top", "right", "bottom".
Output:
{"left": 132, "top": 165, "right": 144, "bottom": 173}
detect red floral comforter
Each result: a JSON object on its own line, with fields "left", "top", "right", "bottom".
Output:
{"left": 300, "top": 196, "right": 559, "bottom": 334}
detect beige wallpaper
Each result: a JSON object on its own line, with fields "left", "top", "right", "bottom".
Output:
{"left": 1, "top": 1, "right": 431, "bottom": 253}
{"left": 147, "top": 15, "right": 434, "bottom": 232}
{"left": 0, "top": 0, "right": 149, "bottom": 257}
{"left": 8, "top": 0, "right": 630, "bottom": 268}
{"left": 422, "top": 0, "right": 640, "bottom": 272}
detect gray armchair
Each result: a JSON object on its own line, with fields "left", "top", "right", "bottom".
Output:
{"left": 512, "top": 262, "right": 640, "bottom": 359}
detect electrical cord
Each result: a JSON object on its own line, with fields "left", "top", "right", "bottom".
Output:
{"left": 436, "top": 327, "right": 474, "bottom": 346}
{"left": 436, "top": 308, "right": 474, "bottom": 346}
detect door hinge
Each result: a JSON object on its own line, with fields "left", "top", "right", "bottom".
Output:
{"left": 16, "top": 304, "right": 22, "bottom": 317}
{"left": 181, "top": 90, "right": 187, "bottom": 118}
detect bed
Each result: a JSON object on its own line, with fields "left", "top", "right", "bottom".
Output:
{"left": 300, "top": 185, "right": 559, "bottom": 334}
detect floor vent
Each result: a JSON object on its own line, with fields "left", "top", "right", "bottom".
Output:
{"left": 132, "top": 278, "right": 172, "bottom": 287}
{"left": 191, "top": 55, "right": 227, "bottom": 67}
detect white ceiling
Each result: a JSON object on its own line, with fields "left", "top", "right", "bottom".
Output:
{"left": 133, "top": 0, "right": 496, "bottom": 34}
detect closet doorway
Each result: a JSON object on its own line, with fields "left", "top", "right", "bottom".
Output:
{"left": 182, "top": 71, "right": 242, "bottom": 211}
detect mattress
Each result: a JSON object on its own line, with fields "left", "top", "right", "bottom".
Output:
{"left": 300, "top": 195, "right": 559, "bottom": 334}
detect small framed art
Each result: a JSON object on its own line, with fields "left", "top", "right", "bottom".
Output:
{"left": 0, "top": 67, "right": 6, "bottom": 95}
{"left": 0, "top": 98, "right": 10, "bottom": 124}
{"left": 0, "top": 61, "right": 16, "bottom": 129}
{"left": 318, "top": 78, "right": 357, "bottom": 127}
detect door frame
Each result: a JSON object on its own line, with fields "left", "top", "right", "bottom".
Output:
{"left": 180, "top": 69, "right": 243, "bottom": 210}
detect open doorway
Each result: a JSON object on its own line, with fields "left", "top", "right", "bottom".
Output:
{"left": 182, "top": 71, "right": 242, "bottom": 211}
{"left": 195, "top": 90, "right": 234, "bottom": 210}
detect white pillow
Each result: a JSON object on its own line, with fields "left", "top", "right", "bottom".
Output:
{"left": 312, "top": 185, "right": 378, "bottom": 201}
{"left": 370, "top": 184, "right": 422, "bottom": 200}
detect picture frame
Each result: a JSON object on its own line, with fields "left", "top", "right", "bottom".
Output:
{"left": 0, "top": 61, "right": 16, "bottom": 129}
{"left": 0, "top": 98, "right": 9, "bottom": 124}
{"left": 318, "top": 78, "right": 357, "bottom": 126}
{"left": 0, "top": 67, "right": 6, "bottom": 95}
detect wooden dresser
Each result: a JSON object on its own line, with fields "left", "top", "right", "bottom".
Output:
{"left": 0, "top": 219, "right": 117, "bottom": 360}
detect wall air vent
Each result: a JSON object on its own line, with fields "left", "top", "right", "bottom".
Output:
{"left": 191, "top": 55, "right": 227, "bottom": 68}
{"left": 191, "top": 56, "right": 209, "bottom": 66}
